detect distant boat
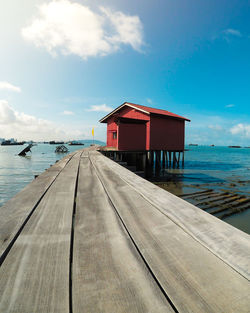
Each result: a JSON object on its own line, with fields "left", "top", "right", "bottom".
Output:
{"left": 1, "top": 140, "right": 25, "bottom": 146}
{"left": 49, "top": 141, "right": 64, "bottom": 144}
{"left": 228, "top": 146, "right": 241, "bottom": 148}
{"left": 68, "top": 142, "right": 84, "bottom": 146}
{"left": 189, "top": 144, "right": 198, "bottom": 146}
{"left": 210, "top": 144, "right": 215, "bottom": 147}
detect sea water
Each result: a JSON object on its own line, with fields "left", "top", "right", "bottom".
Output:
{"left": 156, "top": 145, "right": 250, "bottom": 233}
{"left": 0, "top": 144, "right": 249, "bottom": 233}
{"left": 0, "top": 143, "right": 93, "bottom": 207}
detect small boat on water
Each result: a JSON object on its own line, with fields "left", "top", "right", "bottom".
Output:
{"left": 1, "top": 140, "right": 25, "bottom": 146}
{"left": 49, "top": 141, "right": 64, "bottom": 145}
{"left": 68, "top": 142, "right": 84, "bottom": 146}
{"left": 228, "top": 146, "right": 241, "bottom": 148}
{"left": 189, "top": 144, "right": 198, "bottom": 146}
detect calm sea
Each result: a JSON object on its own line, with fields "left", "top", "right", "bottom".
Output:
{"left": 0, "top": 144, "right": 249, "bottom": 233}
{"left": 156, "top": 145, "right": 250, "bottom": 234}
{"left": 0, "top": 143, "right": 93, "bottom": 206}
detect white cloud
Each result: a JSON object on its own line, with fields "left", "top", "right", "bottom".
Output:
{"left": 62, "top": 110, "right": 74, "bottom": 115}
{"left": 100, "top": 7, "right": 143, "bottom": 52}
{"left": 230, "top": 123, "right": 250, "bottom": 138}
{"left": 223, "top": 29, "right": 242, "bottom": 37}
{"left": 0, "top": 81, "right": 21, "bottom": 92}
{"left": 146, "top": 98, "right": 152, "bottom": 104}
{"left": 0, "top": 100, "right": 84, "bottom": 141}
{"left": 21, "top": 0, "right": 144, "bottom": 60}
{"left": 225, "top": 104, "right": 235, "bottom": 108}
{"left": 87, "top": 104, "right": 113, "bottom": 112}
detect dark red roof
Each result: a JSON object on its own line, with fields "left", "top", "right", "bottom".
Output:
{"left": 99, "top": 102, "right": 190, "bottom": 123}
{"left": 126, "top": 102, "right": 190, "bottom": 121}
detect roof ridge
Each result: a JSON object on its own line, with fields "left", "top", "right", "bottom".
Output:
{"left": 125, "top": 102, "right": 190, "bottom": 121}
{"left": 99, "top": 102, "right": 190, "bottom": 123}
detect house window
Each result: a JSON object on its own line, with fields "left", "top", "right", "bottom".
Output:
{"left": 113, "top": 132, "right": 117, "bottom": 139}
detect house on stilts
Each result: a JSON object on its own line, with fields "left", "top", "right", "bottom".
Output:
{"left": 99, "top": 102, "right": 190, "bottom": 173}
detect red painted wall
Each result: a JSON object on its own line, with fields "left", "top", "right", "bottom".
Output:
{"left": 106, "top": 106, "right": 149, "bottom": 149}
{"left": 107, "top": 117, "right": 118, "bottom": 148}
{"left": 118, "top": 123, "right": 146, "bottom": 150}
{"left": 118, "top": 106, "right": 150, "bottom": 121}
{"left": 150, "top": 115, "right": 185, "bottom": 150}
{"left": 105, "top": 106, "right": 185, "bottom": 151}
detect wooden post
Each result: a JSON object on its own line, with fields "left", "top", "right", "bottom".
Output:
{"left": 152, "top": 151, "right": 156, "bottom": 176}
{"left": 155, "top": 151, "right": 161, "bottom": 177}
{"left": 123, "top": 153, "right": 127, "bottom": 163}
{"left": 177, "top": 152, "right": 181, "bottom": 168}
{"left": 142, "top": 153, "right": 146, "bottom": 174}
{"left": 145, "top": 151, "right": 153, "bottom": 178}
{"left": 168, "top": 151, "right": 172, "bottom": 168}
{"left": 173, "top": 152, "right": 177, "bottom": 168}
{"left": 162, "top": 150, "right": 166, "bottom": 169}
{"left": 127, "top": 153, "right": 136, "bottom": 166}
{"left": 182, "top": 151, "right": 185, "bottom": 167}
{"left": 165, "top": 151, "right": 168, "bottom": 168}
{"left": 136, "top": 153, "right": 144, "bottom": 171}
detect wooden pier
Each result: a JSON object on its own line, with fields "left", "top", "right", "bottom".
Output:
{"left": 0, "top": 147, "right": 249, "bottom": 312}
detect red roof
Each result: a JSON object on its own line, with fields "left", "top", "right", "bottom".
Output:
{"left": 99, "top": 102, "right": 190, "bottom": 123}
{"left": 126, "top": 102, "right": 190, "bottom": 121}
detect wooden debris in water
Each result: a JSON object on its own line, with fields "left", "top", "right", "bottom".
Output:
{"left": 18, "top": 144, "right": 33, "bottom": 156}
{"left": 181, "top": 189, "right": 250, "bottom": 219}
{"left": 55, "top": 145, "right": 69, "bottom": 153}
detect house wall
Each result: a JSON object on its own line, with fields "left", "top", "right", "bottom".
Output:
{"left": 107, "top": 117, "right": 118, "bottom": 148}
{"left": 150, "top": 115, "right": 185, "bottom": 150}
{"left": 106, "top": 107, "right": 149, "bottom": 149}
{"left": 118, "top": 123, "right": 146, "bottom": 150}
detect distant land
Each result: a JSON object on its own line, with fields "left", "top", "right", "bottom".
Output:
{"left": 72, "top": 139, "right": 106, "bottom": 146}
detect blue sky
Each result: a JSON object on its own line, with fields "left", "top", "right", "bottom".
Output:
{"left": 0, "top": 0, "right": 249, "bottom": 145}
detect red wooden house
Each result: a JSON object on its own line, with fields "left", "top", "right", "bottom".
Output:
{"left": 99, "top": 102, "right": 190, "bottom": 151}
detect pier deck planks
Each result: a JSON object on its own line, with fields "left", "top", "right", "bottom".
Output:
{"left": 0, "top": 151, "right": 76, "bottom": 260}
{"left": 72, "top": 152, "right": 174, "bottom": 313}
{"left": 96, "top": 151, "right": 250, "bottom": 280}
{"left": 0, "top": 148, "right": 249, "bottom": 312}
{"left": 90, "top": 151, "right": 250, "bottom": 313}
{"left": 0, "top": 152, "right": 81, "bottom": 312}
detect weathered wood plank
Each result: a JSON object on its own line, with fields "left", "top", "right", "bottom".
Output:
{"left": 97, "top": 151, "right": 250, "bottom": 280}
{"left": 91, "top": 151, "right": 250, "bottom": 313}
{"left": 72, "top": 154, "right": 174, "bottom": 313}
{"left": 0, "top": 151, "right": 77, "bottom": 261}
{"left": 0, "top": 152, "right": 81, "bottom": 313}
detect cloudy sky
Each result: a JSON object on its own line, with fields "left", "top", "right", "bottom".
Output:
{"left": 0, "top": 0, "right": 249, "bottom": 144}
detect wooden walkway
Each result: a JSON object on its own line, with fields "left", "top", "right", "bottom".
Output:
{"left": 0, "top": 147, "right": 249, "bottom": 312}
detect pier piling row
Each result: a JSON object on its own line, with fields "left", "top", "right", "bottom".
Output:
{"left": 0, "top": 147, "right": 249, "bottom": 313}
{"left": 101, "top": 150, "right": 185, "bottom": 177}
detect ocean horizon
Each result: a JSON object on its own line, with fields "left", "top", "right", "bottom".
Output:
{"left": 0, "top": 143, "right": 249, "bottom": 234}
